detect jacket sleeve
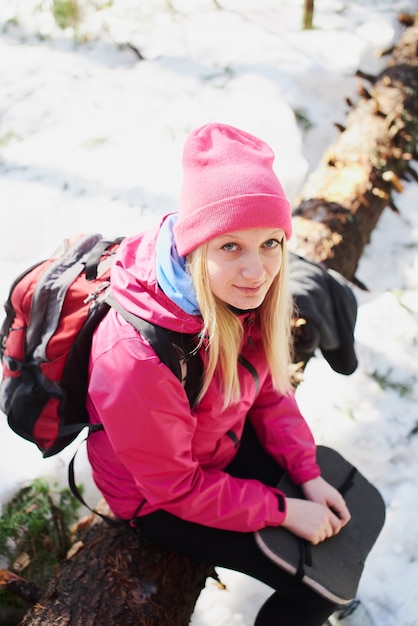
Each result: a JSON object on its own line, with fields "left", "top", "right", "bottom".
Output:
{"left": 88, "top": 322, "right": 287, "bottom": 532}
{"left": 248, "top": 374, "right": 321, "bottom": 485}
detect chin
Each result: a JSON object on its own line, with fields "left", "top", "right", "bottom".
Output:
{"left": 231, "top": 298, "right": 263, "bottom": 310}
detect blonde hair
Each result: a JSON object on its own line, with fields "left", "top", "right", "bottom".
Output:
{"left": 187, "top": 238, "right": 294, "bottom": 409}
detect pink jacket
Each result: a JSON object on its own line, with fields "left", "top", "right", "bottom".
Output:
{"left": 86, "top": 219, "right": 320, "bottom": 532}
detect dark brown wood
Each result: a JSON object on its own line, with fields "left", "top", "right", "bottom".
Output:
{"left": 0, "top": 569, "right": 42, "bottom": 605}
{"left": 19, "top": 507, "right": 214, "bottom": 626}
{"left": 290, "top": 19, "right": 418, "bottom": 281}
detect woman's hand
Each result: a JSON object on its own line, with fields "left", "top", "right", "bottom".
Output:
{"left": 301, "top": 475, "right": 351, "bottom": 526}
{"left": 281, "top": 477, "right": 351, "bottom": 545}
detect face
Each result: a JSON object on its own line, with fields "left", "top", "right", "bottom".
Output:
{"left": 206, "top": 227, "right": 284, "bottom": 310}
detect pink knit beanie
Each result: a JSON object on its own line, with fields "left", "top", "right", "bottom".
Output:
{"left": 173, "top": 122, "right": 292, "bottom": 257}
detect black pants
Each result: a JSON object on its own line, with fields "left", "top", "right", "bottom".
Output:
{"left": 135, "top": 422, "right": 337, "bottom": 626}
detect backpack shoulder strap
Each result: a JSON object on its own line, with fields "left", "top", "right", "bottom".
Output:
{"left": 69, "top": 293, "right": 203, "bottom": 524}
{"left": 27, "top": 234, "right": 104, "bottom": 359}
{"left": 105, "top": 293, "right": 203, "bottom": 406}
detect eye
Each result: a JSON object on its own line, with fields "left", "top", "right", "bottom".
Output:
{"left": 263, "top": 238, "right": 281, "bottom": 249}
{"left": 221, "top": 242, "right": 239, "bottom": 252}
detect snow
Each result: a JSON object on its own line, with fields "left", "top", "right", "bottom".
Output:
{"left": 1, "top": 1, "right": 418, "bottom": 624}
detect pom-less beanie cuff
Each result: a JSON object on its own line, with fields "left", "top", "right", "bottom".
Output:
{"left": 174, "top": 122, "right": 293, "bottom": 257}
{"left": 175, "top": 193, "right": 291, "bottom": 257}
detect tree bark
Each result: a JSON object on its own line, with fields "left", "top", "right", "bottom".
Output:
{"left": 302, "top": 0, "right": 315, "bottom": 30}
{"left": 290, "top": 18, "right": 418, "bottom": 282}
{"left": 18, "top": 504, "right": 215, "bottom": 626}
{"left": 15, "top": 16, "right": 418, "bottom": 626}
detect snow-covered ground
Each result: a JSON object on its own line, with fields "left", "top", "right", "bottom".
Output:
{"left": 0, "top": 1, "right": 417, "bottom": 624}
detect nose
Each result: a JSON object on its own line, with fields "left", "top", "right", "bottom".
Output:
{"left": 241, "top": 251, "right": 265, "bottom": 280}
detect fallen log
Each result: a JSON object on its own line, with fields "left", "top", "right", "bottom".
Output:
{"left": 290, "top": 17, "right": 418, "bottom": 372}
{"left": 17, "top": 506, "right": 214, "bottom": 626}
{"left": 14, "top": 15, "right": 418, "bottom": 626}
{"left": 290, "top": 18, "right": 418, "bottom": 282}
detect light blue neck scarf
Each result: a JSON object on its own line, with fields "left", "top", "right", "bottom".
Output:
{"left": 156, "top": 214, "right": 200, "bottom": 316}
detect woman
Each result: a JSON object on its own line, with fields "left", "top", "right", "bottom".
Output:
{"left": 86, "top": 122, "right": 351, "bottom": 626}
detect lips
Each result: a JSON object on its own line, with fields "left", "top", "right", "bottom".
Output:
{"left": 234, "top": 284, "right": 264, "bottom": 295}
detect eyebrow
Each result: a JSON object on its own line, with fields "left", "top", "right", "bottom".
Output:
{"left": 217, "top": 230, "right": 284, "bottom": 240}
